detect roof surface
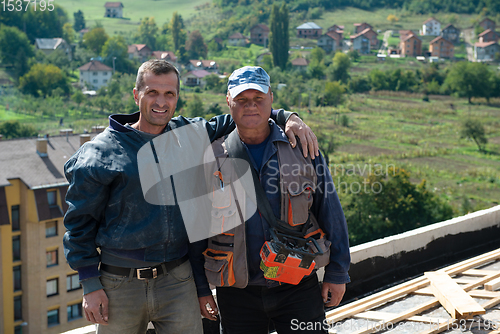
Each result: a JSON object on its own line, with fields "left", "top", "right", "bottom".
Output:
{"left": 185, "top": 70, "right": 212, "bottom": 78}
{"left": 151, "top": 51, "right": 177, "bottom": 61}
{"left": 189, "top": 60, "right": 217, "bottom": 68}
{"left": 478, "top": 29, "right": 495, "bottom": 37}
{"left": 251, "top": 24, "right": 269, "bottom": 32}
{"left": 229, "top": 32, "right": 247, "bottom": 39}
{"left": 35, "top": 38, "right": 66, "bottom": 50}
{"left": 475, "top": 41, "right": 498, "bottom": 48}
{"left": 78, "top": 60, "right": 113, "bottom": 71}
{"left": 423, "top": 17, "right": 440, "bottom": 24}
{"left": 104, "top": 2, "right": 123, "bottom": 7}
{"left": 0, "top": 134, "right": 95, "bottom": 188}
{"left": 297, "top": 22, "right": 322, "bottom": 30}
{"left": 430, "top": 36, "right": 453, "bottom": 45}
{"left": 291, "top": 58, "right": 308, "bottom": 66}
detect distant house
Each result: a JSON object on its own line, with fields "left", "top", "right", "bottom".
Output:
{"left": 228, "top": 32, "right": 249, "bottom": 47}
{"left": 78, "top": 28, "right": 89, "bottom": 39}
{"left": 296, "top": 22, "right": 322, "bottom": 39}
{"left": 104, "top": 2, "right": 123, "bottom": 18}
{"left": 317, "top": 30, "right": 343, "bottom": 53}
{"left": 429, "top": 36, "right": 454, "bottom": 58}
{"left": 78, "top": 60, "right": 112, "bottom": 90}
{"left": 474, "top": 41, "right": 500, "bottom": 61}
{"left": 422, "top": 18, "right": 441, "bottom": 36}
{"left": 151, "top": 51, "right": 178, "bottom": 67}
{"left": 359, "top": 28, "right": 378, "bottom": 48}
{"left": 479, "top": 18, "right": 496, "bottom": 32}
{"left": 441, "top": 24, "right": 461, "bottom": 44}
{"left": 400, "top": 33, "right": 422, "bottom": 57}
{"left": 182, "top": 70, "right": 212, "bottom": 87}
{"left": 291, "top": 57, "right": 309, "bottom": 71}
{"left": 478, "top": 29, "right": 499, "bottom": 43}
{"left": 186, "top": 60, "right": 219, "bottom": 73}
{"left": 350, "top": 32, "right": 370, "bottom": 54}
{"left": 127, "top": 44, "right": 152, "bottom": 62}
{"left": 354, "top": 22, "right": 373, "bottom": 34}
{"left": 328, "top": 24, "right": 344, "bottom": 34}
{"left": 35, "top": 38, "right": 71, "bottom": 60}
{"left": 250, "top": 24, "right": 269, "bottom": 46}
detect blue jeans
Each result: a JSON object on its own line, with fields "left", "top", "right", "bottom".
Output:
{"left": 97, "top": 260, "right": 202, "bottom": 334}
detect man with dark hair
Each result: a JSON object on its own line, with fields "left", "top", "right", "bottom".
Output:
{"left": 63, "top": 59, "right": 319, "bottom": 334}
{"left": 191, "top": 66, "right": 350, "bottom": 334}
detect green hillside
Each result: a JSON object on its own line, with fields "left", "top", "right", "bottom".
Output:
{"left": 56, "top": 0, "right": 210, "bottom": 35}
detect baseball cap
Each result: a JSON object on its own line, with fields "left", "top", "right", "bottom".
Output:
{"left": 227, "top": 66, "right": 270, "bottom": 98}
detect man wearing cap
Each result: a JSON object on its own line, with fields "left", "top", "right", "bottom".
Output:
{"left": 190, "top": 66, "right": 350, "bottom": 333}
{"left": 63, "top": 60, "right": 319, "bottom": 334}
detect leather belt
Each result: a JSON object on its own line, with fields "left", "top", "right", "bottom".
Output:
{"left": 100, "top": 254, "right": 188, "bottom": 279}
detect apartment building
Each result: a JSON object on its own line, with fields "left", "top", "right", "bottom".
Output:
{"left": 0, "top": 133, "right": 95, "bottom": 334}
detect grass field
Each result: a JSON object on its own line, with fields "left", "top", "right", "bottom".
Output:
{"left": 55, "top": 0, "right": 212, "bottom": 35}
{"left": 299, "top": 92, "right": 500, "bottom": 213}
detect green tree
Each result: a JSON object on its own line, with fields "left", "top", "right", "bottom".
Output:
{"left": 341, "top": 167, "right": 453, "bottom": 246}
{"left": 73, "top": 10, "right": 86, "bottom": 32}
{"left": 24, "top": 6, "right": 65, "bottom": 42}
{"left": 269, "top": 3, "right": 289, "bottom": 70}
{"left": 171, "top": 12, "right": 185, "bottom": 52}
{"left": 136, "top": 17, "right": 158, "bottom": 50}
{"left": 460, "top": 119, "right": 488, "bottom": 152}
{"left": 19, "top": 63, "right": 71, "bottom": 97}
{"left": 101, "top": 36, "right": 129, "bottom": 73}
{"left": 83, "top": 27, "right": 109, "bottom": 54}
{"left": 309, "top": 47, "right": 325, "bottom": 63}
{"left": 444, "top": 62, "right": 492, "bottom": 104}
{"left": 0, "top": 121, "right": 37, "bottom": 139}
{"left": 71, "top": 90, "right": 86, "bottom": 106}
{"left": 323, "top": 81, "right": 346, "bottom": 106}
{"left": 0, "top": 26, "right": 34, "bottom": 78}
{"left": 327, "top": 52, "right": 351, "bottom": 83}
{"left": 186, "top": 30, "right": 208, "bottom": 59}
{"left": 63, "top": 22, "right": 76, "bottom": 45}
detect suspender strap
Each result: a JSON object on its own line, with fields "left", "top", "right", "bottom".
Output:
{"left": 225, "top": 131, "right": 304, "bottom": 237}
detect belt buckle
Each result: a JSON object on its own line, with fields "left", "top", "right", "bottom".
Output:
{"left": 136, "top": 267, "right": 157, "bottom": 280}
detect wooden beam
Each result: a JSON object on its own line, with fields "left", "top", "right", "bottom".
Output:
{"left": 414, "top": 287, "right": 500, "bottom": 299}
{"left": 485, "top": 276, "right": 500, "bottom": 291}
{"left": 462, "top": 269, "right": 499, "bottom": 276}
{"left": 425, "top": 271, "right": 485, "bottom": 319}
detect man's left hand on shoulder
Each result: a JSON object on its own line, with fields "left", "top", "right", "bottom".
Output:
{"left": 284, "top": 114, "right": 319, "bottom": 159}
{"left": 322, "top": 282, "right": 346, "bottom": 307}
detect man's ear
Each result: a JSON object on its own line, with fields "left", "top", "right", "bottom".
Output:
{"left": 133, "top": 88, "right": 139, "bottom": 106}
{"left": 270, "top": 91, "right": 273, "bottom": 103}
{"left": 226, "top": 93, "right": 230, "bottom": 106}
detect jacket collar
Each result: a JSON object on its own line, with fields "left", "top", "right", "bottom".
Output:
{"left": 109, "top": 112, "right": 140, "bottom": 132}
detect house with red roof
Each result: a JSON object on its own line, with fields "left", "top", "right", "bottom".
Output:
{"left": 78, "top": 60, "right": 113, "bottom": 90}
{"left": 127, "top": 44, "right": 152, "bottom": 62}
{"left": 228, "top": 32, "right": 249, "bottom": 47}
{"left": 182, "top": 70, "right": 212, "bottom": 87}
{"left": 104, "top": 2, "right": 123, "bottom": 18}
{"left": 422, "top": 18, "right": 441, "bottom": 36}
{"left": 474, "top": 41, "right": 500, "bottom": 61}
{"left": 479, "top": 17, "right": 496, "bottom": 32}
{"left": 478, "top": 29, "right": 499, "bottom": 43}
{"left": 317, "top": 30, "right": 343, "bottom": 53}
{"left": 354, "top": 22, "right": 373, "bottom": 34}
{"left": 400, "top": 33, "right": 422, "bottom": 57}
{"left": 429, "top": 36, "right": 454, "bottom": 58}
{"left": 250, "top": 24, "right": 269, "bottom": 46}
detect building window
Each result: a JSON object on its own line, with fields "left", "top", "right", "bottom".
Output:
{"left": 47, "top": 278, "right": 58, "bottom": 297}
{"left": 93, "top": 72, "right": 98, "bottom": 76}
{"left": 67, "top": 273, "right": 81, "bottom": 291}
{"left": 14, "top": 326, "right": 22, "bottom": 334}
{"left": 47, "top": 190, "right": 57, "bottom": 206}
{"left": 12, "top": 205, "right": 20, "bottom": 231}
{"left": 67, "top": 303, "right": 83, "bottom": 321}
{"left": 14, "top": 266, "right": 21, "bottom": 291}
{"left": 14, "top": 296, "right": 22, "bottom": 321}
{"left": 93, "top": 79, "right": 98, "bottom": 83}
{"left": 46, "top": 221, "right": 57, "bottom": 238}
{"left": 103, "top": 72, "right": 107, "bottom": 76}
{"left": 47, "top": 309, "right": 59, "bottom": 327}
{"left": 46, "top": 249, "right": 58, "bottom": 267}
{"left": 13, "top": 236, "right": 20, "bottom": 261}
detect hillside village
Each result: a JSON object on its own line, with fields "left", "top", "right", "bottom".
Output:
{"left": 26, "top": 1, "right": 500, "bottom": 92}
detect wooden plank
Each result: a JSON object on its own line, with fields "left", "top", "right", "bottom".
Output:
{"left": 480, "top": 296, "right": 500, "bottom": 309}
{"left": 326, "top": 249, "right": 500, "bottom": 328}
{"left": 418, "top": 320, "right": 456, "bottom": 334}
{"left": 462, "top": 269, "right": 499, "bottom": 276}
{"left": 485, "top": 276, "right": 500, "bottom": 291}
{"left": 414, "top": 287, "right": 500, "bottom": 299}
{"left": 453, "top": 277, "right": 478, "bottom": 284}
{"left": 425, "top": 271, "right": 485, "bottom": 319}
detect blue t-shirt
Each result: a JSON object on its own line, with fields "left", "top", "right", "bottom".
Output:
{"left": 245, "top": 135, "right": 270, "bottom": 171}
